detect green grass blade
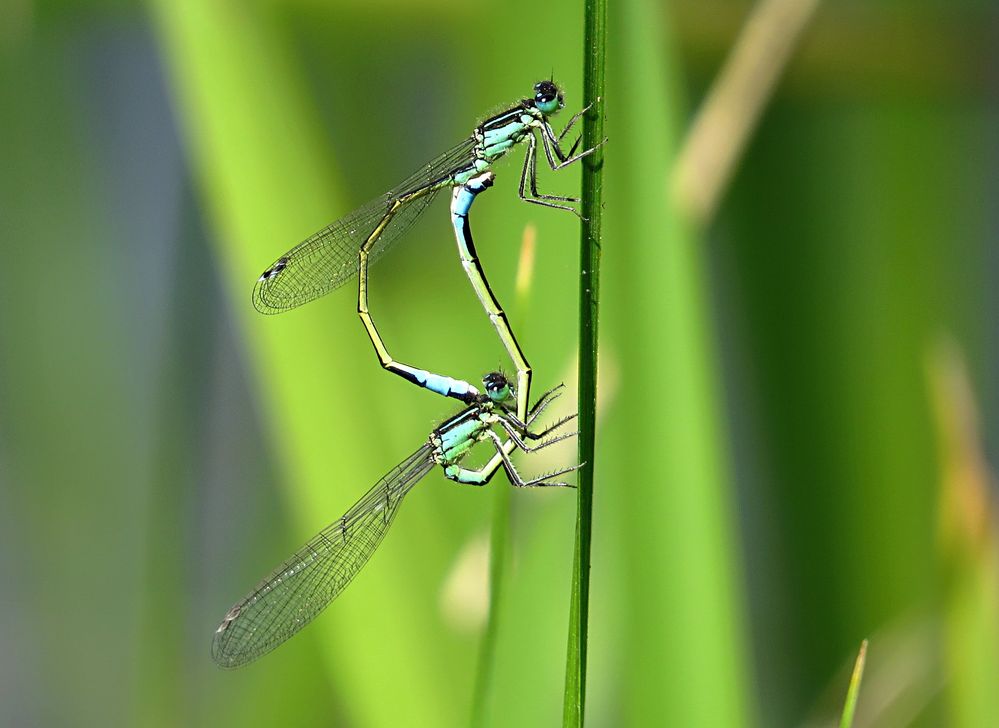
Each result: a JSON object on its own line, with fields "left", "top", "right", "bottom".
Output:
{"left": 598, "top": 0, "right": 756, "bottom": 724}
{"left": 469, "top": 482, "right": 512, "bottom": 728}
{"left": 839, "top": 639, "right": 868, "bottom": 728}
{"left": 562, "top": 0, "right": 607, "bottom": 723}
{"left": 148, "top": 2, "right": 467, "bottom": 724}
{"left": 470, "top": 228, "right": 535, "bottom": 728}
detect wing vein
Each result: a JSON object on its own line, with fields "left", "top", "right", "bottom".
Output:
{"left": 211, "top": 443, "right": 437, "bottom": 668}
{"left": 252, "top": 138, "right": 478, "bottom": 313}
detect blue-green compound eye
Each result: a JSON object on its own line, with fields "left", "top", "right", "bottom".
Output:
{"left": 482, "top": 372, "right": 513, "bottom": 403}
{"left": 533, "top": 80, "right": 564, "bottom": 115}
{"left": 490, "top": 384, "right": 511, "bottom": 402}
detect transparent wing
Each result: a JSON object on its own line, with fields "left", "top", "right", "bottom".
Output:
{"left": 252, "top": 137, "right": 478, "bottom": 313}
{"left": 211, "top": 443, "right": 436, "bottom": 668}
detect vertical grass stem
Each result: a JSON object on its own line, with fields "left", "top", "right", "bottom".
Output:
{"left": 562, "top": 0, "right": 607, "bottom": 723}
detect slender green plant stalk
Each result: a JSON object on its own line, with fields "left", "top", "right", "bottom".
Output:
{"left": 839, "top": 640, "right": 868, "bottom": 728}
{"left": 563, "top": 0, "right": 606, "bottom": 723}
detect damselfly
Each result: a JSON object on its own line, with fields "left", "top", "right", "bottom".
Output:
{"left": 252, "top": 81, "right": 601, "bottom": 417}
{"left": 211, "top": 372, "right": 577, "bottom": 668}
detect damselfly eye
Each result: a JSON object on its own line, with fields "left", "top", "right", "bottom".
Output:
{"left": 532, "top": 80, "right": 563, "bottom": 114}
{"left": 482, "top": 371, "right": 513, "bottom": 402}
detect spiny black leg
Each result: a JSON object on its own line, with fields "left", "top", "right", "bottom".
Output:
{"left": 539, "top": 125, "right": 560, "bottom": 167}
{"left": 485, "top": 432, "right": 579, "bottom": 488}
{"left": 518, "top": 133, "right": 534, "bottom": 201}
{"left": 515, "top": 134, "right": 581, "bottom": 215}
{"left": 567, "top": 134, "right": 581, "bottom": 158}
{"left": 520, "top": 132, "right": 575, "bottom": 204}
{"left": 496, "top": 417, "right": 578, "bottom": 452}
{"left": 529, "top": 134, "right": 578, "bottom": 203}
{"left": 558, "top": 104, "right": 591, "bottom": 142}
{"left": 526, "top": 384, "right": 565, "bottom": 424}
{"left": 540, "top": 124, "right": 606, "bottom": 172}
{"left": 502, "top": 410, "right": 578, "bottom": 440}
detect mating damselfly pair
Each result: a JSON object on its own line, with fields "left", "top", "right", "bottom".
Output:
{"left": 212, "top": 81, "right": 601, "bottom": 668}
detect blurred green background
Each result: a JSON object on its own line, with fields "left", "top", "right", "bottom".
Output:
{"left": 1, "top": 0, "right": 995, "bottom": 726}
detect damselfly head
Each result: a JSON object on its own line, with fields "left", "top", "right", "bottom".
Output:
{"left": 533, "top": 80, "right": 564, "bottom": 115}
{"left": 482, "top": 371, "right": 513, "bottom": 403}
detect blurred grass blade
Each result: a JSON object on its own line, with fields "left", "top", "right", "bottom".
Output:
{"left": 670, "top": 0, "right": 820, "bottom": 224}
{"left": 469, "top": 484, "right": 512, "bottom": 728}
{"left": 928, "top": 339, "right": 999, "bottom": 727}
{"left": 839, "top": 639, "right": 868, "bottom": 728}
{"left": 149, "top": 2, "right": 464, "bottom": 724}
{"left": 470, "top": 225, "right": 535, "bottom": 728}
{"left": 601, "top": 0, "right": 755, "bottom": 724}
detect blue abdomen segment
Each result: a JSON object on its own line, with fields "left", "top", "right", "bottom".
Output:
{"left": 396, "top": 364, "right": 477, "bottom": 400}
{"left": 452, "top": 174, "right": 495, "bottom": 233}
{"left": 452, "top": 188, "right": 476, "bottom": 222}
{"left": 453, "top": 173, "right": 494, "bottom": 214}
